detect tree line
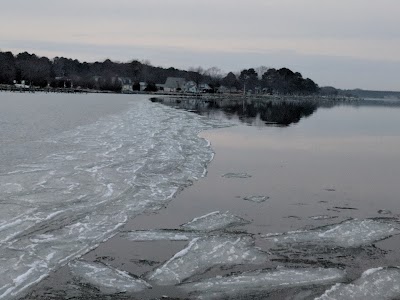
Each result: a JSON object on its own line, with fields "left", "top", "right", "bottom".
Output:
{"left": 0, "top": 50, "right": 319, "bottom": 95}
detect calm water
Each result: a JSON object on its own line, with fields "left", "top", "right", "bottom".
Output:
{"left": 2, "top": 93, "right": 400, "bottom": 299}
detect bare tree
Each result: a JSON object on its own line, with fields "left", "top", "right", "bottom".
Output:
{"left": 255, "top": 66, "right": 270, "bottom": 79}
{"left": 204, "top": 67, "right": 223, "bottom": 79}
{"left": 188, "top": 66, "right": 204, "bottom": 87}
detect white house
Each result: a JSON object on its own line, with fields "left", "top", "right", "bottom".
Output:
{"left": 116, "top": 77, "right": 133, "bottom": 93}
{"left": 183, "top": 81, "right": 198, "bottom": 93}
{"left": 198, "top": 83, "right": 212, "bottom": 93}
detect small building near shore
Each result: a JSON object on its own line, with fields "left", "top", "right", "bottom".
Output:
{"left": 156, "top": 83, "right": 165, "bottom": 91}
{"left": 164, "top": 77, "right": 186, "bottom": 92}
{"left": 198, "top": 83, "right": 212, "bottom": 93}
{"left": 14, "top": 80, "right": 30, "bottom": 89}
{"left": 183, "top": 81, "right": 198, "bottom": 93}
{"left": 117, "top": 77, "right": 133, "bottom": 93}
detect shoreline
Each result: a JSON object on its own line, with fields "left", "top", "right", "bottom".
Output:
{"left": 0, "top": 85, "right": 361, "bottom": 103}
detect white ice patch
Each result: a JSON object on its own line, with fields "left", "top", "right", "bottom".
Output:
{"left": 147, "top": 235, "right": 268, "bottom": 285}
{"left": 0, "top": 97, "right": 230, "bottom": 300}
{"left": 222, "top": 173, "right": 252, "bottom": 179}
{"left": 309, "top": 215, "right": 338, "bottom": 221}
{"left": 181, "top": 268, "right": 346, "bottom": 299}
{"left": 316, "top": 267, "right": 400, "bottom": 300}
{"left": 264, "top": 219, "right": 400, "bottom": 248}
{"left": 243, "top": 196, "right": 269, "bottom": 203}
{"left": 69, "top": 260, "right": 151, "bottom": 294}
{"left": 180, "top": 211, "right": 250, "bottom": 232}
{"left": 123, "top": 230, "right": 202, "bottom": 242}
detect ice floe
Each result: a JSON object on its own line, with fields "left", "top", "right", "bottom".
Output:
{"left": 180, "top": 267, "right": 346, "bottom": 299}
{"left": 316, "top": 267, "right": 400, "bottom": 300}
{"left": 264, "top": 219, "right": 400, "bottom": 248}
{"left": 243, "top": 196, "right": 269, "bottom": 203}
{"left": 123, "top": 230, "right": 202, "bottom": 242}
{"left": 378, "top": 209, "right": 392, "bottom": 215}
{"left": 308, "top": 215, "right": 338, "bottom": 221}
{"left": 146, "top": 235, "right": 268, "bottom": 285}
{"left": 222, "top": 172, "right": 252, "bottom": 179}
{"left": 180, "top": 211, "right": 250, "bottom": 232}
{"left": 69, "top": 260, "right": 151, "bottom": 294}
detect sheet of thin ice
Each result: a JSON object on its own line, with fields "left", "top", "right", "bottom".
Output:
{"left": 146, "top": 235, "right": 268, "bottom": 285}
{"left": 123, "top": 230, "right": 202, "bottom": 241}
{"left": 243, "top": 196, "right": 269, "bottom": 203}
{"left": 180, "top": 211, "right": 250, "bottom": 232}
{"left": 222, "top": 173, "right": 252, "bottom": 179}
{"left": 264, "top": 219, "right": 400, "bottom": 248}
{"left": 0, "top": 98, "right": 231, "bottom": 300}
{"left": 316, "top": 267, "right": 400, "bottom": 300}
{"left": 69, "top": 260, "right": 151, "bottom": 294}
{"left": 181, "top": 268, "right": 346, "bottom": 299}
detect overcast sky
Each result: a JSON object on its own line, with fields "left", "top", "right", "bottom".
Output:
{"left": 1, "top": 0, "right": 399, "bottom": 90}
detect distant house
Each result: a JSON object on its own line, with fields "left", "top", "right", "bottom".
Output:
{"left": 54, "top": 76, "right": 73, "bottom": 88}
{"left": 198, "top": 83, "right": 212, "bottom": 93}
{"left": 117, "top": 77, "right": 133, "bottom": 93}
{"left": 156, "top": 83, "right": 165, "bottom": 91}
{"left": 183, "top": 81, "right": 197, "bottom": 93}
{"left": 164, "top": 77, "right": 186, "bottom": 92}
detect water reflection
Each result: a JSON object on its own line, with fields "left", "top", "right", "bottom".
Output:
{"left": 151, "top": 96, "right": 400, "bottom": 127}
{"left": 151, "top": 97, "right": 318, "bottom": 127}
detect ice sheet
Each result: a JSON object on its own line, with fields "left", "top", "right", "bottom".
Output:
{"left": 222, "top": 173, "right": 252, "bottom": 179}
{"left": 316, "top": 267, "right": 400, "bottom": 300}
{"left": 123, "top": 230, "right": 202, "bottom": 242}
{"left": 69, "top": 260, "right": 151, "bottom": 294}
{"left": 243, "top": 196, "right": 269, "bottom": 203}
{"left": 181, "top": 268, "right": 346, "bottom": 299}
{"left": 180, "top": 211, "right": 250, "bottom": 232}
{"left": 147, "top": 235, "right": 268, "bottom": 285}
{"left": 264, "top": 219, "right": 400, "bottom": 248}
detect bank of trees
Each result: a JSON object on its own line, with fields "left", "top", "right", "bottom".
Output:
{"left": 0, "top": 50, "right": 319, "bottom": 95}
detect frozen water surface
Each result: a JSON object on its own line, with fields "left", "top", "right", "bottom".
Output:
{"left": 0, "top": 98, "right": 229, "bottom": 299}
{"left": 309, "top": 215, "right": 338, "bottom": 221}
{"left": 69, "top": 260, "right": 151, "bottom": 294}
{"left": 222, "top": 173, "right": 252, "bottom": 179}
{"left": 147, "top": 235, "right": 268, "bottom": 285}
{"left": 317, "top": 267, "right": 400, "bottom": 300}
{"left": 264, "top": 219, "right": 400, "bottom": 248}
{"left": 123, "top": 230, "right": 202, "bottom": 242}
{"left": 243, "top": 195, "right": 269, "bottom": 203}
{"left": 180, "top": 211, "right": 250, "bottom": 232}
{"left": 180, "top": 268, "right": 346, "bottom": 299}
